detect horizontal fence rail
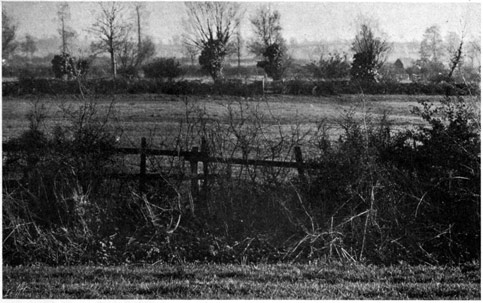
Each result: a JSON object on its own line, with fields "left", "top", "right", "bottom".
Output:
{"left": 3, "top": 137, "right": 318, "bottom": 199}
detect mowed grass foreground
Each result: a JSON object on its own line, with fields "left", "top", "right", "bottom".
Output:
{"left": 3, "top": 262, "right": 480, "bottom": 299}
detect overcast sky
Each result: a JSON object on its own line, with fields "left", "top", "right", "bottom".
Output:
{"left": 3, "top": 1, "right": 481, "bottom": 44}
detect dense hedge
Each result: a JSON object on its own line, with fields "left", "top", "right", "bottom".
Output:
{"left": 2, "top": 78, "right": 479, "bottom": 97}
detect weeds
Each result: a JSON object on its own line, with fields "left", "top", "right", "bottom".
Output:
{"left": 2, "top": 91, "right": 480, "bottom": 265}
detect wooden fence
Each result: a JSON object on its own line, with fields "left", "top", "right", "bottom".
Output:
{"left": 3, "top": 136, "right": 320, "bottom": 199}
{"left": 117, "top": 137, "right": 316, "bottom": 198}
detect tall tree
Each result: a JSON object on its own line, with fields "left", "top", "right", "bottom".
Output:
{"left": 420, "top": 25, "right": 444, "bottom": 62}
{"left": 249, "top": 6, "right": 289, "bottom": 80}
{"left": 90, "top": 2, "right": 131, "bottom": 79}
{"left": 2, "top": 8, "right": 18, "bottom": 59}
{"left": 57, "top": 2, "right": 76, "bottom": 53}
{"left": 132, "top": 3, "right": 153, "bottom": 66}
{"left": 350, "top": 23, "right": 390, "bottom": 82}
{"left": 184, "top": 2, "right": 243, "bottom": 82}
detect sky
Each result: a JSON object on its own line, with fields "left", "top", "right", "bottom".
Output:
{"left": 2, "top": 1, "right": 481, "bottom": 45}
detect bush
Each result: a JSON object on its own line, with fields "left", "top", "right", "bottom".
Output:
{"left": 306, "top": 53, "right": 351, "bottom": 80}
{"left": 51, "top": 53, "right": 89, "bottom": 79}
{"left": 298, "top": 96, "right": 480, "bottom": 264}
{"left": 143, "top": 57, "right": 184, "bottom": 80}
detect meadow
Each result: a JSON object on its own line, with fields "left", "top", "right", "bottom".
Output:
{"left": 2, "top": 93, "right": 435, "bottom": 146}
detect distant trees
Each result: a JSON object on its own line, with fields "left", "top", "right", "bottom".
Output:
{"left": 249, "top": 6, "right": 290, "bottom": 80}
{"left": 20, "top": 34, "right": 37, "bottom": 60}
{"left": 2, "top": 8, "right": 18, "bottom": 60}
{"left": 413, "top": 25, "right": 467, "bottom": 83}
{"left": 184, "top": 2, "right": 243, "bottom": 82}
{"left": 90, "top": 2, "right": 131, "bottom": 79}
{"left": 420, "top": 25, "right": 444, "bottom": 62}
{"left": 350, "top": 23, "right": 390, "bottom": 82}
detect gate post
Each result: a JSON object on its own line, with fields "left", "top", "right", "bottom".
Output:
{"left": 190, "top": 146, "right": 199, "bottom": 199}
{"left": 294, "top": 146, "right": 307, "bottom": 185}
{"left": 139, "top": 137, "right": 147, "bottom": 196}
{"left": 200, "top": 137, "right": 209, "bottom": 205}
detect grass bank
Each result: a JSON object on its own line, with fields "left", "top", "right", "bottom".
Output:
{"left": 3, "top": 262, "right": 480, "bottom": 299}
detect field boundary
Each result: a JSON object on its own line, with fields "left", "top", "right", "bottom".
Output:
{"left": 3, "top": 136, "right": 315, "bottom": 198}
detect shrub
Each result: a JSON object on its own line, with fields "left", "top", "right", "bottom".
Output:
{"left": 143, "top": 57, "right": 184, "bottom": 80}
{"left": 384, "top": 97, "right": 480, "bottom": 262}
{"left": 306, "top": 52, "right": 351, "bottom": 80}
{"left": 51, "top": 53, "right": 89, "bottom": 79}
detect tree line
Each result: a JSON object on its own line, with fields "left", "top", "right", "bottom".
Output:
{"left": 2, "top": 2, "right": 479, "bottom": 83}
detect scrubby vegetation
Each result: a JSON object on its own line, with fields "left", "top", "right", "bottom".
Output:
{"left": 3, "top": 88, "right": 480, "bottom": 266}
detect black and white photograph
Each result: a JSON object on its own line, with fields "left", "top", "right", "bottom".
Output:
{"left": 2, "top": 0, "right": 481, "bottom": 299}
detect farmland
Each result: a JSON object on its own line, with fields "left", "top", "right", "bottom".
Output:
{"left": 3, "top": 262, "right": 480, "bottom": 299}
{"left": 2, "top": 93, "right": 438, "bottom": 145}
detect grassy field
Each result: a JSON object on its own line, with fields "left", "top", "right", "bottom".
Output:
{"left": 2, "top": 93, "right": 438, "bottom": 147}
{"left": 3, "top": 262, "right": 479, "bottom": 299}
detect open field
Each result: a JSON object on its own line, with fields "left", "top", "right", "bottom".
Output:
{"left": 2, "top": 93, "right": 450, "bottom": 147}
{"left": 3, "top": 262, "right": 479, "bottom": 299}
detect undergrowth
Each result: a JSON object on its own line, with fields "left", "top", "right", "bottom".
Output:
{"left": 2, "top": 91, "right": 480, "bottom": 266}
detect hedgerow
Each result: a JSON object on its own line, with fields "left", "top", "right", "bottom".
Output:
{"left": 2, "top": 78, "right": 478, "bottom": 97}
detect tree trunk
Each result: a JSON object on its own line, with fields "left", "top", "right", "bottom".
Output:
{"left": 448, "top": 40, "right": 464, "bottom": 81}
{"left": 110, "top": 50, "right": 117, "bottom": 79}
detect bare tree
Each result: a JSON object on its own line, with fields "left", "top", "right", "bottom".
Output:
{"left": 134, "top": 3, "right": 144, "bottom": 51}
{"left": 2, "top": 8, "right": 18, "bottom": 59}
{"left": 132, "top": 3, "right": 154, "bottom": 66}
{"left": 234, "top": 29, "right": 244, "bottom": 71}
{"left": 184, "top": 2, "right": 243, "bottom": 81}
{"left": 57, "top": 2, "right": 76, "bottom": 54}
{"left": 90, "top": 2, "right": 131, "bottom": 79}
{"left": 446, "top": 28, "right": 467, "bottom": 81}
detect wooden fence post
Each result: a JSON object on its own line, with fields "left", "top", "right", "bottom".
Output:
{"left": 294, "top": 146, "right": 307, "bottom": 184}
{"left": 140, "top": 137, "right": 147, "bottom": 196}
{"left": 190, "top": 146, "right": 199, "bottom": 199}
{"left": 201, "top": 137, "right": 209, "bottom": 204}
